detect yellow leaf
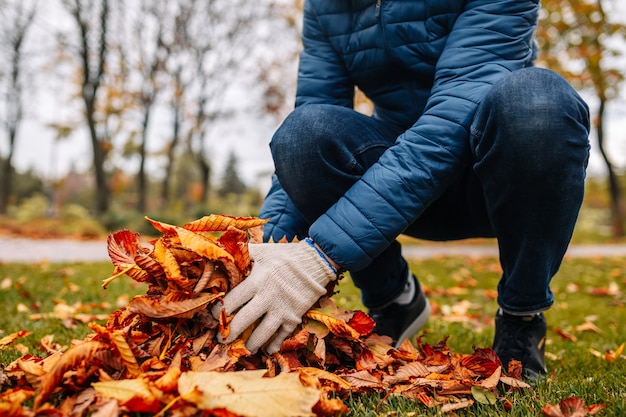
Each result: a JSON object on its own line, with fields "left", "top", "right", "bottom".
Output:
{"left": 305, "top": 309, "right": 361, "bottom": 340}
{"left": 178, "top": 370, "right": 320, "bottom": 417}
{"left": 0, "top": 330, "right": 30, "bottom": 348}
{"left": 606, "top": 342, "right": 625, "bottom": 363}
{"left": 183, "top": 214, "right": 269, "bottom": 232}
{"left": 110, "top": 330, "right": 141, "bottom": 377}
{"left": 153, "top": 239, "right": 183, "bottom": 282}
{"left": 92, "top": 378, "right": 162, "bottom": 413}
{"left": 175, "top": 227, "right": 234, "bottom": 263}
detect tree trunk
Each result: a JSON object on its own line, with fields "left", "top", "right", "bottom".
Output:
{"left": 198, "top": 156, "right": 211, "bottom": 204}
{"left": 84, "top": 90, "right": 110, "bottom": 215}
{"left": 137, "top": 103, "right": 151, "bottom": 212}
{"left": 161, "top": 97, "right": 181, "bottom": 208}
{"left": 596, "top": 98, "right": 624, "bottom": 237}
{"left": 0, "top": 130, "right": 15, "bottom": 215}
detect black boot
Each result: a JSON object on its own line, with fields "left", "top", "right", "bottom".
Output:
{"left": 493, "top": 308, "right": 547, "bottom": 382}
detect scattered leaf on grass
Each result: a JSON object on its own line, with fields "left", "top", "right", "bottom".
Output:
{"left": 542, "top": 396, "right": 606, "bottom": 417}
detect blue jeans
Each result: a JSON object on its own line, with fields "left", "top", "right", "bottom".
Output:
{"left": 260, "top": 68, "right": 590, "bottom": 314}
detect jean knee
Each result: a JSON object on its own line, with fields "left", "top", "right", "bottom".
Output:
{"left": 270, "top": 104, "right": 337, "bottom": 170}
{"left": 488, "top": 68, "right": 589, "bottom": 139}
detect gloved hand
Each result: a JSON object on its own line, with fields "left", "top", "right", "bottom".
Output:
{"left": 212, "top": 238, "right": 338, "bottom": 354}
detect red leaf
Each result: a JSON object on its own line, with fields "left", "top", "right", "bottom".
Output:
{"left": 347, "top": 311, "right": 376, "bottom": 336}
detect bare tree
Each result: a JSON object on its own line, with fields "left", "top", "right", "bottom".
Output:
{"left": 156, "top": 0, "right": 299, "bottom": 209}
{"left": 120, "top": 0, "right": 169, "bottom": 212}
{"left": 537, "top": 0, "right": 626, "bottom": 236}
{"left": 0, "top": 1, "right": 37, "bottom": 214}
{"left": 60, "top": 0, "right": 112, "bottom": 216}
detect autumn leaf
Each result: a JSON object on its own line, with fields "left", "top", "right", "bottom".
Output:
{"left": 605, "top": 342, "right": 625, "bottom": 363}
{"left": 0, "top": 331, "right": 30, "bottom": 348}
{"left": 34, "top": 340, "right": 109, "bottom": 409}
{"left": 346, "top": 310, "right": 376, "bottom": 336}
{"left": 128, "top": 291, "right": 223, "bottom": 319}
{"left": 542, "top": 396, "right": 601, "bottom": 417}
{"left": 109, "top": 330, "right": 141, "bottom": 377}
{"left": 183, "top": 214, "right": 269, "bottom": 232}
{"left": 178, "top": 370, "right": 320, "bottom": 417}
{"left": 106, "top": 229, "right": 143, "bottom": 265}
{"left": 471, "top": 385, "right": 497, "bottom": 405}
{"left": 92, "top": 378, "right": 162, "bottom": 413}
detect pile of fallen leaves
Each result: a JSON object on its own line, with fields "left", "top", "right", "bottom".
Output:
{"left": 1, "top": 215, "right": 535, "bottom": 417}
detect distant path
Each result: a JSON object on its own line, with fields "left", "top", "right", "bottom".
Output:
{"left": 1, "top": 236, "right": 625, "bottom": 263}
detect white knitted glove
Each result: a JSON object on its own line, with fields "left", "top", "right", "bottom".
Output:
{"left": 212, "top": 239, "right": 337, "bottom": 354}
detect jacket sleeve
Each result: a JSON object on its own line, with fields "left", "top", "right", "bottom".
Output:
{"left": 310, "top": 0, "right": 540, "bottom": 271}
{"left": 295, "top": 1, "right": 354, "bottom": 108}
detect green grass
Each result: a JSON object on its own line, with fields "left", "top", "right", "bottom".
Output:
{"left": 1, "top": 255, "right": 625, "bottom": 416}
{"left": 334, "top": 256, "right": 626, "bottom": 416}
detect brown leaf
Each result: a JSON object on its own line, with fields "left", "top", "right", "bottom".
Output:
{"left": 106, "top": 230, "right": 142, "bottom": 266}
{"left": 109, "top": 330, "right": 141, "bottom": 377}
{"left": 175, "top": 227, "right": 234, "bottom": 262}
{"left": 383, "top": 362, "right": 430, "bottom": 385}
{"left": 305, "top": 309, "right": 361, "bottom": 341}
{"left": 0, "top": 331, "right": 30, "bottom": 348}
{"left": 459, "top": 347, "right": 502, "bottom": 376}
{"left": 92, "top": 378, "right": 162, "bottom": 414}
{"left": 178, "top": 370, "right": 320, "bottom": 417}
{"left": 440, "top": 399, "right": 474, "bottom": 413}
{"left": 298, "top": 367, "right": 352, "bottom": 391}
{"left": 218, "top": 227, "right": 252, "bottom": 274}
{"left": 128, "top": 291, "right": 223, "bottom": 319}
{"left": 542, "top": 397, "right": 588, "bottom": 417}
{"left": 34, "top": 340, "right": 109, "bottom": 409}
{"left": 338, "top": 369, "right": 383, "bottom": 390}
{"left": 183, "top": 214, "right": 269, "bottom": 232}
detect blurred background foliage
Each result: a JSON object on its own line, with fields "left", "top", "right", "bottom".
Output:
{"left": 0, "top": 0, "right": 625, "bottom": 242}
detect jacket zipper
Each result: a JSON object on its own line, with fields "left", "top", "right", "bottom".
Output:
{"left": 375, "top": 0, "right": 382, "bottom": 19}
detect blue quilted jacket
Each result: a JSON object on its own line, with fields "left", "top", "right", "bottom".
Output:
{"left": 294, "top": 0, "right": 540, "bottom": 271}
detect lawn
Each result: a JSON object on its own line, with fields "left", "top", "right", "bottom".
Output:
{"left": 0, "top": 254, "right": 625, "bottom": 416}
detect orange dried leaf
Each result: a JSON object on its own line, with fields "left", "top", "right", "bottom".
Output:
{"left": 0, "top": 330, "right": 30, "bottom": 348}
{"left": 109, "top": 330, "right": 141, "bottom": 377}
{"left": 383, "top": 362, "right": 429, "bottom": 385}
{"left": 144, "top": 217, "right": 178, "bottom": 234}
{"left": 605, "top": 342, "right": 625, "bottom": 363}
{"left": 153, "top": 239, "right": 184, "bottom": 283}
{"left": 107, "top": 230, "right": 141, "bottom": 264}
{"left": 128, "top": 292, "right": 223, "bottom": 319}
{"left": 298, "top": 367, "right": 352, "bottom": 391}
{"left": 92, "top": 378, "right": 162, "bottom": 414}
{"left": 218, "top": 227, "right": 252, "bottom": 274}
{"left": 0, "top": 387, "right": 35, "bottom": 406}
{"left": 183, "top": 214, "right": 269, "bottom": 232}
{"left": 554, "top": 327, "right": 577, "bottom": 342}
{"left": 34, "top": 340, "right": 109, "bottom": 409}
{"left": 459, "top": 347, "right": 501, "bottom": 376}
{"left": 338, "top": 369, "right": 383, "bottom": 390}
{"left": 305, "top": 309, "right": 361, "bottom": 341}
{"left": 542, "top": 396, "right": 588, "bottom": 417}
{"left": 175, "top": 227, "right": 234, "bottom": 263}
